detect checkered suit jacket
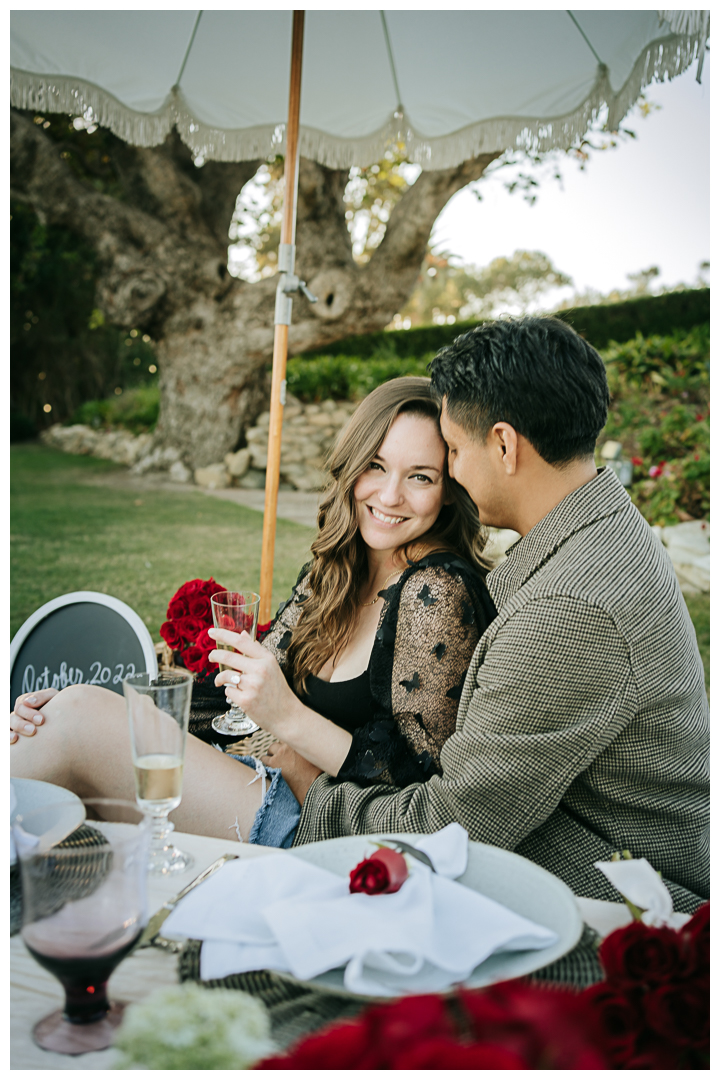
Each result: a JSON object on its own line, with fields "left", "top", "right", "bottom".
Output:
{"left": 294, "top": 468, "right": 709, "bottom": 912}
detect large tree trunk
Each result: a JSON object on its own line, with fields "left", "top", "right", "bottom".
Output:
{"left": 10, "top": 108, "right": 498, "bottom": 468}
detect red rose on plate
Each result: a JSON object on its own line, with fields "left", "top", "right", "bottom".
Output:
{"left": 159, "top": 620, "right": 184, "bottom": 652}
{"left": 599, "top": 921, "right": 683, "bottom": 986}
{"left": 349, "top": 848, "right": 408, "bottom": 894}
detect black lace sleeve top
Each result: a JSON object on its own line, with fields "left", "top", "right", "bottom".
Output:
{"left": 260, "top": 552, "right": 497, "bottom": 788}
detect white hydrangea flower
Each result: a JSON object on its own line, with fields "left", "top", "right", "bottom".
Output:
{"left": 113, "top": 984, "right": 274, "bottom": 1070}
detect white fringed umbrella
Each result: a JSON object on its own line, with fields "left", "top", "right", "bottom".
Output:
{"left": 11, "top": 9, "right": 709, "bottom": 619}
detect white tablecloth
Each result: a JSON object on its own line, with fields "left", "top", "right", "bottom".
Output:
{"left": 10, "top": 831, "right": 632, "bottom": 1070}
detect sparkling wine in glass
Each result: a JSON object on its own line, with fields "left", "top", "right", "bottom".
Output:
{"left": 123, "top": 670, "right": 194, "bottom": 875}
{"left": 12, "top": 798, "right": 150, "bottom": 1055}
{"left": 211, "top": 590, "right": 261, "bottom": 737}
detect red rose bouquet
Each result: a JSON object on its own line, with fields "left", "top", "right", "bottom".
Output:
{"left": 160, "top": 578, "right": 226, "bottom": 679}
{"left": 581, "top": 901, "right": 709, "bottom": 1068}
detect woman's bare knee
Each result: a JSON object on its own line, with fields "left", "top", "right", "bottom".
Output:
{"left": 44, "top": 684, "right": 123, "bottom": 728}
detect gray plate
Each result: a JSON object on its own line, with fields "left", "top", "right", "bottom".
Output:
{"left": 286, "top": 832, "right": 582, "bottom": 999}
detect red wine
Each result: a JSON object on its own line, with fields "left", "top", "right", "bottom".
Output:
{"left": 25, "top": 931, "right": 141, "bottom": 1023}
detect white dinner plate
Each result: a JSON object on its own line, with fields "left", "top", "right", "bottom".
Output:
{"left": 10, "top": 778, "right": 86, "bottom": 863}
{"left": 285, "top": 832, "right": 583, "bottom": 998}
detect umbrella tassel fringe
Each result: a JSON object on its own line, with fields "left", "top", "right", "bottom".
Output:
{"left": 10, "top": 27, "right": 706, "bottom": 171}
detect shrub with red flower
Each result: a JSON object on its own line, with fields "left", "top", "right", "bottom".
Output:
{"left": 256, "top": 982, "right": 609, "bottom": 1070}
{"left": 160, "top": 577, "right": 226, "bottom": 679}
{"left": 581, "top": 902, "right": 709, "bottom": 1069}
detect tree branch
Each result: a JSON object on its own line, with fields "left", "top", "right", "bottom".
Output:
{"left": 366, "top": 154, "right": 501, "bottom": 301}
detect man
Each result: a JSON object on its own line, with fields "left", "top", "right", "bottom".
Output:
{"left": 290, "top": 316, "right": 709, "bottom": 911}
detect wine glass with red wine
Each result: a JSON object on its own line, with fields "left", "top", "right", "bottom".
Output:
{"left": 12, "top": 797, "right": 150, "bottom": 1055}
{"left": 210, "top": 590, "right": 261, "bottom": 737}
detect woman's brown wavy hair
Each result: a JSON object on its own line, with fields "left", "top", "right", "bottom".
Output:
{"left": 286, "top": 377, "right": 491, "bottom": 692}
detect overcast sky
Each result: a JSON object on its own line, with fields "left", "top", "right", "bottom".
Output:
{"left": 430, "top": 57, "right": 710, "bottom": 304}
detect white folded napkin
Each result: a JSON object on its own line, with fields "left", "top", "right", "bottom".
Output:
{"left": 594, "top": 858, "right": 691, "bottom": 930}
{"left": 9, "top": 783, "right": 38, "bottom": 863}
{"left": 162, "top": 826, "right": 557, "bottom": 997}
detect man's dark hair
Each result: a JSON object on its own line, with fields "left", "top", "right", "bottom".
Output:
{"left": 429, "top": 316, "right": 610, "bottom": 466}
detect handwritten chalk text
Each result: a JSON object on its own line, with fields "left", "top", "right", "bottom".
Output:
{"left": 21, "top": 661, "right": 137, "bottom": 694}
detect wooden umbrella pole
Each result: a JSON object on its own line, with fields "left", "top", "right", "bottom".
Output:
{"left": 259, "top": 11, "right": 305, "bottom": 625}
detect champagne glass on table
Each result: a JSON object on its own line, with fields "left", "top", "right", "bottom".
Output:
{"left": 210, "top": 590, "right": 261, "bottom": 737}
{"left": 12, "top": 798, "right": 150, "bottom": 1055}
{"left": 123, "top": 670, "right": 194, "bottom": 875}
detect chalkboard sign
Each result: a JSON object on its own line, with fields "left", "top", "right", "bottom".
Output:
{"left": 10, "top": 592, "right": 158, "bottom": 709}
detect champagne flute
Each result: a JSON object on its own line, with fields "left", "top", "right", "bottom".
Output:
{"left": 13, "top": 797, "right": 150, "bottom": 1055}
{"left": 211, "top": 590, "right": 260, "bottom": 737}
{"left": 123, "top": 670, "right": 194, "bottom": 875}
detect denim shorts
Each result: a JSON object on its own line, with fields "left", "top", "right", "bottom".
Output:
{"left": 227, "top": 754, "right": 300, "bottom": 849}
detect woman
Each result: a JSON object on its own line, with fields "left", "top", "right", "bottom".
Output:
{"left": 11, "top": 378, "right": 497, "bottom": 847}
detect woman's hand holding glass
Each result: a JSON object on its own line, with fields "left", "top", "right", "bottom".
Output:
{"left": 209, "top": 629, "right": 301, "bottom": 741}
{"left": 209, "top": 628, "right": 353, "bottom": 778}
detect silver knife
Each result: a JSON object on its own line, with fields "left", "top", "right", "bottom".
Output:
{"left": 378, "top": 837, "right": 437, "bottom": 873}
{"left": 138, "top": 853, "right": 239, "bottom": 948}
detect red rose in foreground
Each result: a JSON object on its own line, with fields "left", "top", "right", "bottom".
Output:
{"left": 256, "top": 1020, "right": 375, "bottom": 1070}
{"left": 349, "top": 848, "right": 408, "bottom": 894}
{"left": 160, "top": 620, "right": 184, "bottom": 652}
{"left": 581, "top": 983, "right": 642, "bottom": 1062}
{"left": 257, "top": 985, "right": 609, "bottom": 1070}
{"left": 682, "top": 901, "right": 709, "bottom": 974}
{"left": 459, "top": 983, "right": 608, "bottom": 1069}
{"left": 393, "top": 1037, "right": 526, "bottom": 1069}
{"left": 643, "top": 981, "right": 709, "bottom": 1048}
{"left": 599, "top": 921, "right": 683, "bottom": 986}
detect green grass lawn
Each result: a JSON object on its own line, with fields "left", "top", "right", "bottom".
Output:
{"left": 11, "top": 443, "right": 709, "bottom": 697}
{"left": 10, "top": 444, "right": 314, "bottom": 641}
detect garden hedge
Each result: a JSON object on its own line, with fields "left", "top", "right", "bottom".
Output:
{"left": 296, "top": 288, "right": 710, "bottom": 360}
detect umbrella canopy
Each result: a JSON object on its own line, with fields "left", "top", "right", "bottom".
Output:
{"left": 11, "top": 10, "right": 708, "bottom": 169}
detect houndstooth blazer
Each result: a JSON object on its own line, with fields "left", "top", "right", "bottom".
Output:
{"left": 294, "top": 468, "right": 709, "bottom": 912}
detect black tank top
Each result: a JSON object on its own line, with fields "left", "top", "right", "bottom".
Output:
{"left": 303, "top": 670, "right": 373, "bottom": 733}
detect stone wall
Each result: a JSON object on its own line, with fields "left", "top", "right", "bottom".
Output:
{"left": 40, "top": 394, "right": 357, "bottom": 494}
{"left": 40, "top": 424, "right": 153, "bottom": 467}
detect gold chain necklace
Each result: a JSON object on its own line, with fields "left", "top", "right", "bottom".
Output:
{"left": 361, "top": 548, "right": 426, "bottom": 607}
{"left": 361, "top": 569, "right": 401, "bottom": 607}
